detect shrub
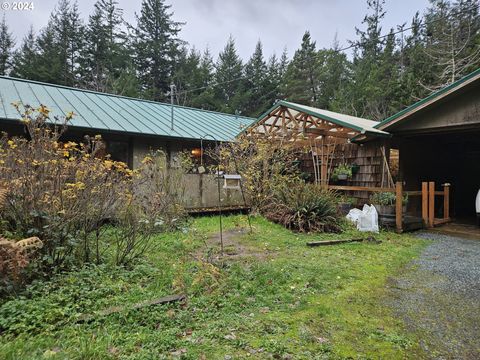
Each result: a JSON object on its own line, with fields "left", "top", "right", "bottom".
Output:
{"left": 264, "top": 182, "right": 341, "bottom": 233}
{"left": 215, "top": 137, "right": 302, "bottom": 212}
{"left": 370, "top": 192, "right": 408, "bottom": 206}
{"left": 0, "top": 104, "right": 185, "bottom": 285}
{"left": 112, "top": 152, "right": 186, "bottom": 266}
{"left": 0, "top": 105, "right": 132, "bottom": 271}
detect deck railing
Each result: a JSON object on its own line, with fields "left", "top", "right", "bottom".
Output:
{"left": 326, "top": 181, "right": 451, "bottom": 233}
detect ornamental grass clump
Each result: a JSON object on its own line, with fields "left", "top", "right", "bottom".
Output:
{"left": 264, "top": 182, "right": 341, "bottom": 233}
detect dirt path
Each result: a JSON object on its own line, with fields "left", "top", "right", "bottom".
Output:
{"left": 387, "top": 232, "right": 480, "bottom": 359}
{"left": 197, "top": 227, "right": 275, "bottom": 262}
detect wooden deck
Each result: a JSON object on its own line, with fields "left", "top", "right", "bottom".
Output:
{"left": 428, "top": 222, "right": 480, "bottom": 240}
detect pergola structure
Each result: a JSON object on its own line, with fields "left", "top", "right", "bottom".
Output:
{"left": 245, "top": 100, "right": 390, "bottom": 184}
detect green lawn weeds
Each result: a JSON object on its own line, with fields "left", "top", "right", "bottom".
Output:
{"left": 0, "top": 215, "right": 428, "bottom": 359}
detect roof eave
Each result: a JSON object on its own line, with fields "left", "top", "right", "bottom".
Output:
{"left": 376, "top": 67, "right": 480, "bottom": 131}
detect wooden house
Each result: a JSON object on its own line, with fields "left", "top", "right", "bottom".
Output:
{"left": 0, "top": 76, "right": 255, "bottom": 211}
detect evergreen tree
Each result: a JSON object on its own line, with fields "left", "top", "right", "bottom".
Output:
{"left": 283, "top": 31, "right": 319, "bottom": 105}
{"left": 11, "top": 26, "right": 38, "bottom": 79}
{"left": 35, "top": 23, "right": 63, "bottom": 83}
{"left": 188, "top": 48, "right": 217, "bottom": 110}
{"left": 375, "top": 29, "right": 402, "bottom": 117}
{"left": 171, "top": 47, "right": 203, "bottom": 105}
{"left": 214, "top": 36, "right": 246, "bottom": 114}
{"left": 338, "top": 0, "right": 396, "bottom": 119}
{"left": 133, "top": 0, "right": 184, "bottom": 101}
{"left": 50, "top": 0, "right": 84, "bottom": 86}
{"left": 315, "top": 47, "right": 349, "bottom": 110}
{"left": 244, "top": 41, "right": 269, "bottom": 116}
{"left": 0, "top": 15, "right": 15, "bottom": 75}
{"left": 81, "top": 0, "right": 130, "bottom": 92}
{"left": 396, "top": 12, "right": 431, "bottom": 105}
{"left": 275, "top": 48, "right": 290, "bottom": 100}
{"left": 81, "top": 4, "right": 108, "bottom": 90}
{"left": 33, "top": 0, "right": 84, "bottom": 85}
{"left": 111, "top": 65, "right": 140, "bottom": 97}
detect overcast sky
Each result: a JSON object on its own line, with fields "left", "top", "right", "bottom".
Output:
{"left": 2, "top": 0, "right": 431, "bottom": 60}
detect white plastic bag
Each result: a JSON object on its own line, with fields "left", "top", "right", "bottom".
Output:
{"left": 346, "top": 208, "right": 363, "bottom": 225}
{"left": 347, "top": 205, "right": 379, "bottom": 233}
{"left": 357, "top": 204, "right": 379, "bottom": 233}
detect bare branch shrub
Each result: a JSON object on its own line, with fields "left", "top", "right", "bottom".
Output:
{"left": 0, "top": 104, "right": 185, "bottom": 280}
{"left": 214, "top": 136, "right": 301, "bottom": 212}
{"left": 112, "top": 151, "right": 186, "bottom": 266}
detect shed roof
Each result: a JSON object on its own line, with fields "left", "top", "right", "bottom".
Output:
{"left": 245, "top": 100, "right": 389, "bottom": 144}
{"left": 277, "top": 101, "right": 388, "bottom": 135}
{"left": 0, "top": 76, "right": 254, "bottom": 141}
{"left": 376, "top": 67, "right": 480, "bottom": 131}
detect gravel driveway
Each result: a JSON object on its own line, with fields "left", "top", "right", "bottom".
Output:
{"left": 387, "top": 232, "right": 480, "bottom": 359}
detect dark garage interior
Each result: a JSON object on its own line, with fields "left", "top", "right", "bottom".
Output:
{"left": 398, "top": 130, "right": 480, "bottom": 223}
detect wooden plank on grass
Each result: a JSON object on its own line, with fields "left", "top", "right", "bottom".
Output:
{"left": 307, "top": 238, "right": 365, "bottom": 246}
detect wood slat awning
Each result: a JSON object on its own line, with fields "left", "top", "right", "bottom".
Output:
{"left": 243, "top": 101, "right": 390, "bottom": 185}
{"left": 244, "top": 100, "right": 390, "bottom": 146}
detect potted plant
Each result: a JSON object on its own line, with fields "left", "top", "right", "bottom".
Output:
{"left": 370, "top": 192, "right": 408, "bottom": 216}
{"left": 332, "top": 164, "right": 352, "bottom": 181}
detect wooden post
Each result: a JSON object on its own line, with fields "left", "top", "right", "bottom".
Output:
{"left": 422, "top": 182, "right": 428, "bottom": 227}
{"left": 422, "top": 181, "right": 428, "bottom": 227}
{"left": 443, "top": 183, "right": 450, "bottom": 221}
{"left": 395, "top": 181, "right": 403, "bottom": 233}
{"left": 428, "top": 182, "right": 435, "bottom": 228}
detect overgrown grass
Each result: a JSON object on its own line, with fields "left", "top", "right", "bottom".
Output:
{"left": 0, "top": 215, "right": 428, "bottom": 359}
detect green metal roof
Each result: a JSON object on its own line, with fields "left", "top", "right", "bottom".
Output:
{"left": 0, "top": 76, "right": 254, "bottom": 141}
{"left": 376, "top": 67, "right": 480, "bottom": 130}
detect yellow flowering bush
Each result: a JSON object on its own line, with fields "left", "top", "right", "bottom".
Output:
{"left": 0, "top": 104, "right": 184, "bottom": 278}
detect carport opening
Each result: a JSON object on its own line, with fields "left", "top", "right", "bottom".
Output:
{"left": 400, "top": 130, "right": 480, "bottom": 224}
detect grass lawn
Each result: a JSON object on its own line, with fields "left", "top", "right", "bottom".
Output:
{"left": 0, "top": 215, "right": 428, "bottom": 359}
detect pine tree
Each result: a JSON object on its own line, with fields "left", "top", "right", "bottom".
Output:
{"left": 283, "top": 31, "right": 319, "bottom": 105}
{"left": 111, "top": 65, "right": 140, "bottom": 97}
{"left": 81, "top": 0, "right": 129, "bottom": 92}
{"left": 397, "top": 12, "right": 431, "bottom": 105}
{"left": 316, "top": 47, "right": 349, "bottom": 110}
{"left": 171, "top": 47, "right": 203, "bottom": 105}
{"left": 340, "top": 0, "right": 393, "bottom": 119}
{"left": 0, "top": 15, "right": 15, "bottom": 76}
{"left": 375, "top": 29, "right": 402, "bottom": 117}
{"left": 81, "top": 4, "right": 108, "bottom": 90}
{"left": 275, "top": 48, "right": 289, "bottom": 100}
{"left": 263, "top": 54, "right": 281, "bottom": 108}
{"left": 188, "top": 48, "right": 217, "bottom": 110}
{"left": 34, "top": 0, "right": 84, "bottom": 86}
{"left": 244, "top": 41, "right": 269, "bottom": 116}
{"left": 35, "top": 24, "right": 63, "bottom": 83}
{"left": 11, "top": 26, "right": 38, "bottom": 79}
{"left": 214, "top": 36, "right": 245, "bottom": 114}
{"left": 50, "top": 0, "right": 84, "bottom": 86}
{"left": 133, "top": 0, "right": 184, "bottom": 101}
